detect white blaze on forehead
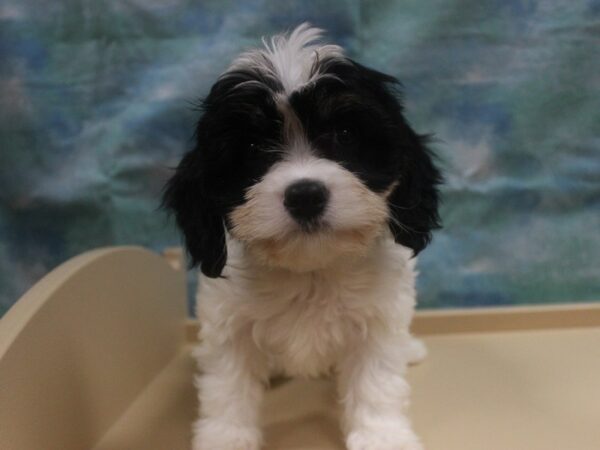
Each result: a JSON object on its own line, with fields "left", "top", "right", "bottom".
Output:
{"left": 274, "top": 92, "right": 310, "bottom": 148}
{"left": 228, "top": 23, "right": 345, "bottom": 95}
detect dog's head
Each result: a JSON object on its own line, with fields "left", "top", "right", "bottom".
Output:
{"left": 164, "top": 24, "right": 442, "bottom": 277}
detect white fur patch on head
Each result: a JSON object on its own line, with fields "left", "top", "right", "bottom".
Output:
{"left": 228, "top": 23, "right": 345, "bottom": 95}
{"left": 228, "top": 156, "right": 390, "bottom": 272}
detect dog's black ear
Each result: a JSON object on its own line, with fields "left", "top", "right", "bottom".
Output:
{"left": 162, "top": 148, "right": 227, "bottom": 278}
{"left": 388, "top": 130, "right": 442, "bottom": 255}
{"left": 338, "top": 59, "right": 442, "bottom": 254}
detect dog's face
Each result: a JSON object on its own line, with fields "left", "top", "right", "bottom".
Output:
{"left": 164, "top": 25, "right": 441, "bottom": 277}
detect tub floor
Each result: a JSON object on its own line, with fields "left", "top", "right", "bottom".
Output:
{"left": 94, "top": 327, "right": 600, "bottom": 450}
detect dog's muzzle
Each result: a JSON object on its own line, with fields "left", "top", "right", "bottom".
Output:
{"left": 284, "top": 178, "right": 329, "bottom": 229}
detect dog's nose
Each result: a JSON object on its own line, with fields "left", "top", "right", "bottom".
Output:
{"left": 284, "top": 179, "right": 329, "bottom": 224}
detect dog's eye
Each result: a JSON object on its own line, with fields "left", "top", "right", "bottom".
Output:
{"left": 336, "top": 128, "right": 357, "bottom": 146}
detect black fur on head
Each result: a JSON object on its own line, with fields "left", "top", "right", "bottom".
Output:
{"left": 354, "top": 62, "right": 443, "bottom": 254}
{"left": 290, "top": 58, "right": 443, "bottom": 255}
{"left": 162, "top": 70, "right": 283, "bottom": 277}
{"left": 163, "top": 38, "right": 441, "bottom": 277}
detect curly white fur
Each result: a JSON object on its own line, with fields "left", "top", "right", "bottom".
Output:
{"left": 193, "top": 237, "right": 425, "bottom": 450}
{"left": 228, "top": 23, "right": 345, "bottom": 95}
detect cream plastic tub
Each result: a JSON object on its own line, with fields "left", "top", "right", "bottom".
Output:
{"left": 1, "top": 247, "right": 598, "bottom": 450}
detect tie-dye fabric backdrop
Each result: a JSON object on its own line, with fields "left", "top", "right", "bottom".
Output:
{"left": 1, "top": 0, "right": 599, "bottom": 315}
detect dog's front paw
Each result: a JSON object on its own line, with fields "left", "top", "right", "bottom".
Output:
{"left": 346, "top": 426, "right": 423, "bottom": 450}
{"left": 192, "top": 418, "right": 262, "bottom": 450}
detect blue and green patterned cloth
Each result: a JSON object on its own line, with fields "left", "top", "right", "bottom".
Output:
{"left": 1, "top": 0, "right": 599, "bottom": 315}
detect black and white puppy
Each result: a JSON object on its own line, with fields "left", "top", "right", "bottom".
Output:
{"left": 164, "top": 24, "right": 441, "bottom": 450}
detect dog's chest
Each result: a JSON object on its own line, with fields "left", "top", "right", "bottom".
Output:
{"left": 247, "top": 270, "right": 377, "bottom": 376}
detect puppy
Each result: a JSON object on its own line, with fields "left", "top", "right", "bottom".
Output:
{"left": 164, "top": 23, "right": 441, "bottom": 450}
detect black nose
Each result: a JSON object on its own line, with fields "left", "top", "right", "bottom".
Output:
{"left": 284, "top": 179, "right": 329, "bottom": 224}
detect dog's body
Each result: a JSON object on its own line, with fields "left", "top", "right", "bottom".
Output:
{"left": 196, "top": 237, "right": 426, "bottom": 449}
{"left": 164, "top": 24, "right": 441, "bottom": 450}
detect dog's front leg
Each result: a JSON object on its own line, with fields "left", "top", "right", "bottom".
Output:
{"left": 192, "top": 338, "right": 267, "bottom": 450}
{"left": 337, "top": 331, "right": 423, "bottom": 450}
